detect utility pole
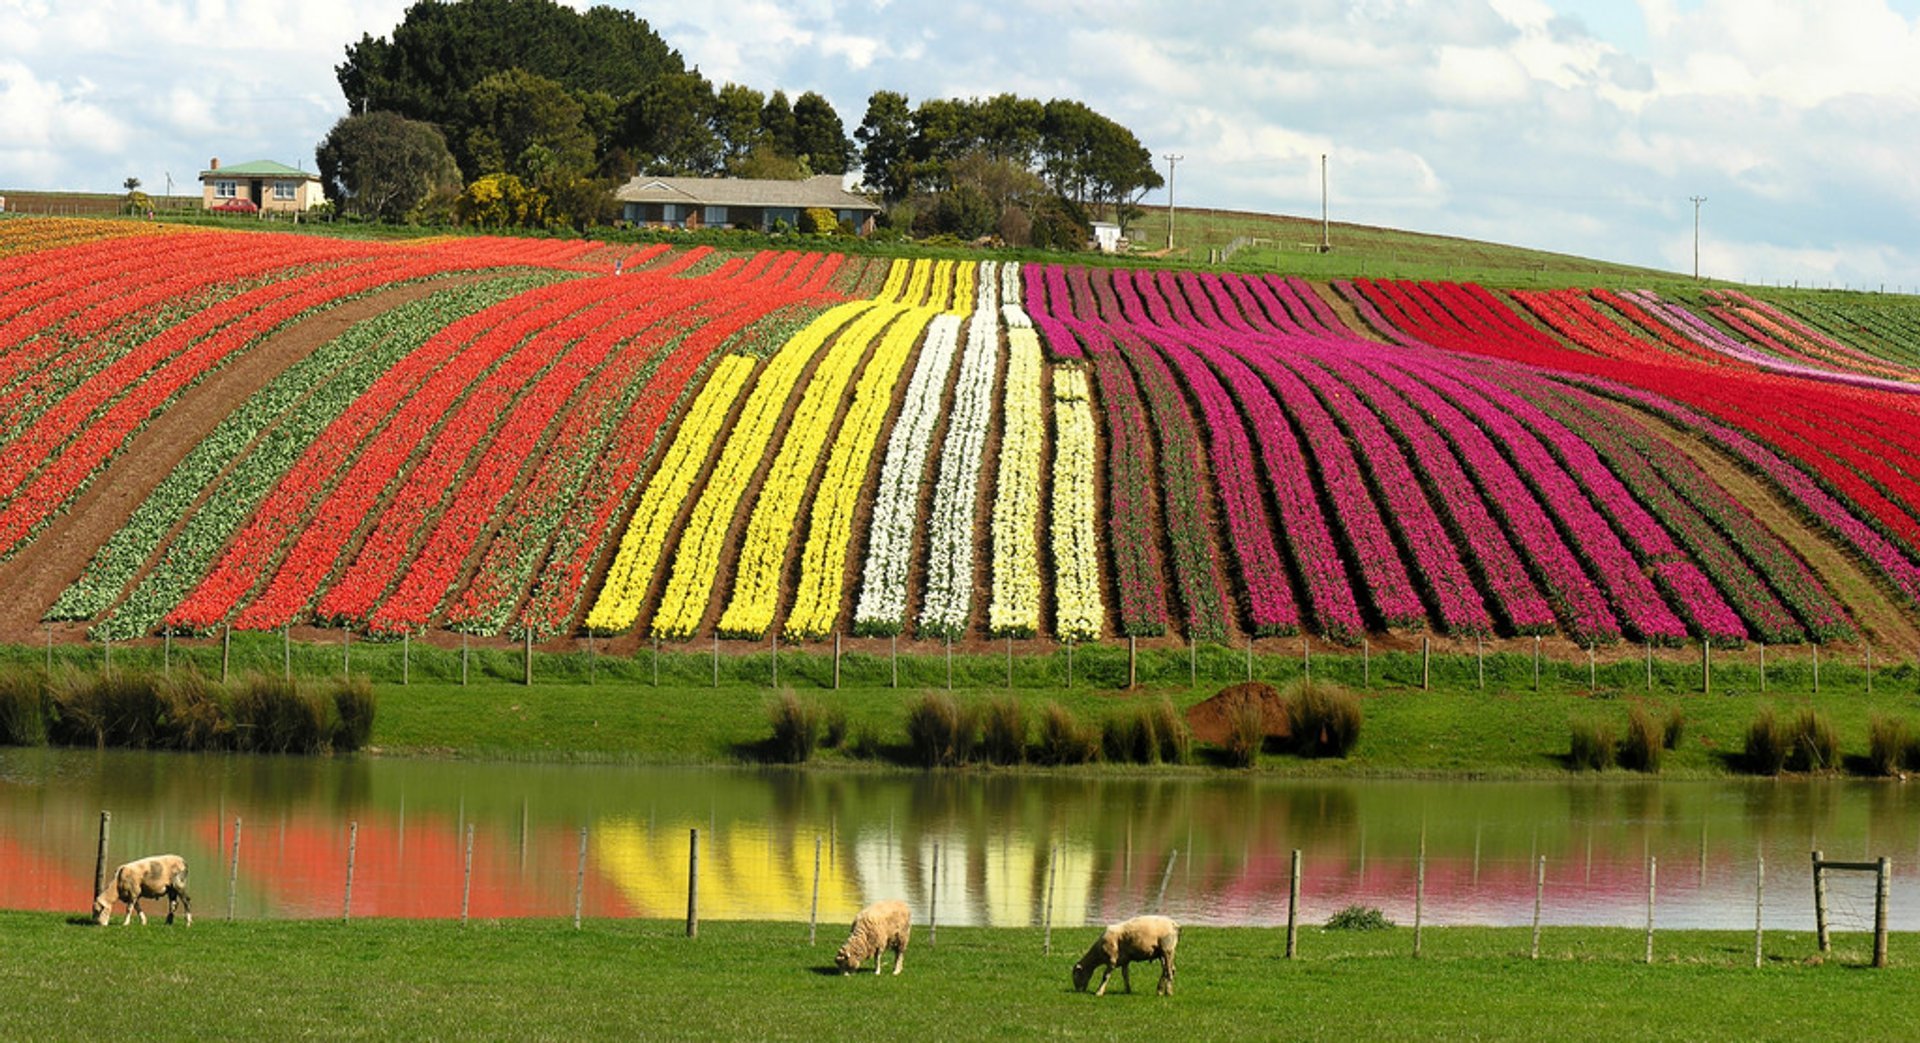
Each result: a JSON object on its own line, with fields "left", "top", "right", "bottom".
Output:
{"left": 1690, "top": 195, "right": 1706, "bottom": 280}
{"left": 1320, "top": 153, "right": 1331, "bottom": 253}
{"left": 1163, "top": 153, "right": 1183, "bottom": 251}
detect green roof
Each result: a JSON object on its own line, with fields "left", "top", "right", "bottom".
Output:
{"left": 200, "top": 160, "right": 318, "bottom": 179}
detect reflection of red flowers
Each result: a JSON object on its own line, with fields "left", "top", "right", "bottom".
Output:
{"left": 0, "top": 835, "right": 89, "bottom": 912}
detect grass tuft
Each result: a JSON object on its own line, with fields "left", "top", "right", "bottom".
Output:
{"left": 1284, "top": 679, "right": 1362, "bottom": 758}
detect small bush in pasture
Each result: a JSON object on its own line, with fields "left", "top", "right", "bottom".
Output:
{"left": 158, "top": 670, "right": 230, "bottom": 751}
{"left": 1285, "top": 680, "right": 1362, "bottom": 758}
{"left": 1568, "top": 719, "right": 1615, "bottom": 771}
{"left": 821, "top": 707, "right": 848, "bottom": 750}
{"left": 1324, "top": 905, "right": 1395, "bottom": 930}
{"left": 1144, "top": 698, "right": 1190, "bottom": 765}
{"left": 1787, "top": 709, "right": 1838, "bottom": 772}
{"left": 1221, "top": 692, "right": 1265, "bottom": 768}
{"left": 1744, "top": 708, "right": 1790, "bottom": 776}
{"left": 904, "top": 691, "right": 975, "bottom": 767}
{"left": 231, "top": 675, "right": 333, "bottom": 754}
{"left": 1867, "top": 716, "right": 1909, "bottom": 777}
{"left": 1663, "top": 707, "right": 1685, "bottom": 751}
{"left": 0, "top": 667, "right": 46, "bottom": 746}
{"left": 1618, "top": 705, "right": 1664, "bottom": 773}
{"left": 979, "top": 697, "right": 1027, "bottom": 765}
{"left": 329, "top": 676, "right": 376, "bottom": 752}
{"left": 765, "top": 689, "right": 820, "bottom": 764}
{"left": 1035, "top": 702, "right": 1100, "bottom": 765}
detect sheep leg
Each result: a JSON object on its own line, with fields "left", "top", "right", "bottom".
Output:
{"left": 171, "top": 883, "right": 192, "bottom": 926}
{"left": 891, "top": 939, "right": 905, "bottom": 976}
{"left": 1093, "top": 965, "right": 1113, "bottom": 997}
{"left": 1120, "top": 960, "right": 1133, "bottom": 994}
{"left": 1158, "top": 952, "right": 1174, "bottom": 996}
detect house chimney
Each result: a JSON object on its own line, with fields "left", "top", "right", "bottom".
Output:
{"left": 209, "top": 158, "right": 219, "bottom": 171}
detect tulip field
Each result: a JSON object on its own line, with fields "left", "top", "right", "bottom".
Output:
{"left": 2, "top": 216, "right": 1918, "bottom": 654}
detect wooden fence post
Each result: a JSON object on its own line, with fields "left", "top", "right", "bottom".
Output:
{"left": 574, "top": 826, "right": 588, "bottom": 929}
{"left": 1532, "top": 635, "right": 1540, "bottom": 692}
{"left": 1128, "top": 635, "right": 1137, "bottom": 689}
{"left": 834, "top": 633, "right": 842, "bottom": 691}
{"left": 1043, "top": 844, "right": 1058, "bottom": 955}
{"left": 1813, "top": 849, "right": 1829, "bottom": 952}
{"left": 1530, "top": 855, "right": 1545, "bottom": 959}
{"left": 1874, "top": 857, "right": 1890, "bottom": 968}
{"left": 1702, "top": 639, "right": 1711, "bottom": 695}
{"left": 92, "top": 811, "right": 110, "bottom": 911}
{"left": 283, "top": 626, "right": 290, "bottom": 680}
{"left": 1421, "top": 637, "right": 1430, "bottom": 690}
{"left": 1286, "top": 849, "right": 1301, "bottom": 959}
{"left": 1758, "top": 643, "right": 1766, "bottom": 692}
{"left": 343, "top": 821, "right": 358, "bottom": 922}
{"left": 1644, "top": 855, "right": 1657, "bottom": 964}
{"left": 523, "top": 629, "right": 533, "bottom": 686}
{"left": 686, "top": 828, "right": 699, "bottom": 938}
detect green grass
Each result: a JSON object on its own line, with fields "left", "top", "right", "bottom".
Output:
{"left": 7, "top": 640, "right": 1913, "bottom": 775}
{"left": 1, "top": 914, "right": 1912, "bottom": 1040}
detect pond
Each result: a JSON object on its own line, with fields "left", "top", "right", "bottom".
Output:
{"left": 3, "top": 748, "right": 1915, "bottom": 932}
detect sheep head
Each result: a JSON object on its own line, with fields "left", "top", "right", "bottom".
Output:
{"left": 1071, "top": 957, "right": 1096, "bottom": 992}
{"left": 834, "top": 945, "right": 858, "bottom": 974}
{"left": 92, "top": 892, "right": 114, "bottom": 926}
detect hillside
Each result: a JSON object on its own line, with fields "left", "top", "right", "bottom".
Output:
{"left": 0, "top": 214, "right": 1916, "bottom": 661}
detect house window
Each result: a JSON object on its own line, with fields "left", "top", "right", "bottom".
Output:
{"left": 702, "top": 206, "right": 728, "bottom": 226}
{"left": 763, "top": 207, "right": 799, "bottom": 230}
{"left": 274, "top": 181, "right": 297, "bottom": 201}
{"left": 215, "top": 180, "right": 236, "bottom": 198}
{"left": 660, "top": 203, "right": 683, "bottom": 226}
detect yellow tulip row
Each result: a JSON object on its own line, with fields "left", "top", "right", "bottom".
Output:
{"left": 582, "top": 353, "right": 759, "bottom": 633}
{"left": 988, "top": 327, "right": 1045, "bottom": 637}
{"left": 783, "top": 303, "right": 942, "bottom": 639}
{"left": 647, "top": 299, "right": 875, "bottom": 639}
{"left": 715, "top": 298, "right": 915, "bottom": 639}
{"left": 874, "top": 257, "right": 911, "bottom": 302}
{"left": 1051, "top": 368, "right": 1105, "bottom": 642}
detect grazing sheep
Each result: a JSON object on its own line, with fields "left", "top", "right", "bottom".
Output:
{"left": 835, "top": 899, "right": 912, "bottom": 975}
{"left": 1071, "top": 915, "right": 1177, "bottom": 996}
{"left": 94, "top": 854, "right": 192, "bottom": 926}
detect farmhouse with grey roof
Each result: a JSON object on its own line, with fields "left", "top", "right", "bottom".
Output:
{"left": 613, "top": 174, "right": 879, "bottom": 235}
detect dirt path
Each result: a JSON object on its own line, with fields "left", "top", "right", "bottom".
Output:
{"left": 0, "top": 281, "right": 456, "bottom": 643}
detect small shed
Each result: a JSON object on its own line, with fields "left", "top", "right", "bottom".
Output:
{"left": 1090, "top": 221, "right": 1124, "bottom": 254}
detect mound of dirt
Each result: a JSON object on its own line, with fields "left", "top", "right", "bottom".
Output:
{"left": 1186, "top": 681, "right": 1289, "bottom": 747}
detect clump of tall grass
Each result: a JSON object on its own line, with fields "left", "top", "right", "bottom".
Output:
{"left": 1744, "top": 707, "right": 1790, "bottom": 776}
{"left": 1663, "top": 707, "right": 1685, "bottom": 751}
{"left": 1101, "top": 712, "right": 1145, "bottom": 763}
{"left": 1145, "top": 698, "right": 1190, "bottom": 765}
{"left": 905, "top": 691, "right": 975, "bottom": 767}
{"left": 0, "top": 666, "right": 46, "bottom": 746}
{"left": 231, "top": 674, "right": 334, "bottom": 754}
{"left": 329, "top": 676, "right": 376, "bottom": 752}
{"left": 1867, "top": 716, "right": 1909, "bottom": 777}
{"left": 158, "top": 669, "right": 229, "bottom": 751}
{"left": 1221, "top": 690, "right": 1266, "bottom": 769}
{"left": 1097, "top": 699, "right": 1190, "bottom": 765}
{"left": 46, "top": 669, "right": 165, "bottom": 748}
{"left": 1324, "top": 905, "right": 1395, "bottom": 930}
{"left": 1285, "top": 679, "right": 1361, "bottom": 758}
{"left": 821, "top": 707, "right": 848, "bottom": 750}
{"left": 979, "top": 697, "right": 1027, "bottom": 765}
{"left": 1618, "top": 705, "right": 1664, "bottom": 773}
{"left": 764, "top": 689, "right": 820, "bottom": 764}
{"left": 1787, "top": 709, "right": 1837, "bottom": 772}
{"left": 1568, "top": 718, "right": 1615, "bottom": 771}
{"left": 1035, "top": 702, "right": 1099, "bottom": 765}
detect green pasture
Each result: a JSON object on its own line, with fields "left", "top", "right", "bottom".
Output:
{"left": 0, "top": 914, "right": 1912, "bottom": 1041}
{"left": 6, "top": 638, "right": 1916, "bottom": 775}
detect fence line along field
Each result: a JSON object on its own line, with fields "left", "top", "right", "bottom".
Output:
{"left": 0, "top": 215, "right": 1917, "bottom": 665}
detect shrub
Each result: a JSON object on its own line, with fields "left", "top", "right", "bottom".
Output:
{"left": 765, "top": 689, "right": 820, "bottom": 764}
{"left": 1221, "top": 691, "right": 1265, "bottom": 768}
{"left": 1324, "top": 905, "right": 1394, "bottom": 930}
{"left": 1867, "top": 715, "right": 1909, "bottom": 777}
{"left": 1787, "top": 709, "right": 1838, "bottom": 772}
{"left": 1035, "top": 702, "right": 1100, "bottom": 765}
{"left": 1285, "top": 680, "right": 1362, "bottom": 758}
{"left": 1744, "top": 708, "right": 1790, "bottom": 776}
{"left": 1618, "top": 705, "right": 1664, "bottom": 773}
{"left": 904, "top": 691, "right": 974, "bottom": 767}
{"left": 330, "top": 676, "right": 376, "bottom": 752}
{"left": 0, "top": 667, "right": 46, "bottom": 746}
{"left": 231, "top": 675, "right": 332, "bottom": 754}
{"left": 1568, "top": 719, "right": 1615, "bottom": 771}
{"left": 47, "top": 670, "right": 163, "bottom": 747}
{"left": 1663, "top": 707, "right": 1685, "bottom": 750}
{"left": 979, "top": 697, "right": 1027, "bottom": 766}
{"left": 158, "top": 670, "right": 230, "bottom": 751}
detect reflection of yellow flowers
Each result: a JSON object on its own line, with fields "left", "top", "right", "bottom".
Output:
{"left": 650, "top": 301, "right": 869, "bottom": 639}
{"left": 594, "top": 818, "right": 862, "bottom": 922}
{"left": 586, "top": 355, "right": 757, "bottom": 632}
{"left": 988, "top": 328, "right": 1044, "bottom": 637}
{"left": 785, "top": 305, "right": 936, "bottom": 638}
{"left": 1052, "top": 369, "right": 1104, "bottom": 642}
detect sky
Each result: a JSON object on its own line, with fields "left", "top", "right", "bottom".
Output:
{"left": 5, "top": 0, "right": 1920, "bottom": 289}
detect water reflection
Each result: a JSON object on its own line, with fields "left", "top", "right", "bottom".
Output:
{"left": 3, "top": 748, "right": 1916, "bottom": 930}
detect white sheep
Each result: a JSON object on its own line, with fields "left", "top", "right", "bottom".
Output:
{"left": 835, "top": 899, "right": 912, "bottom": 975}
{"left": 1071, "top": 914, "right": 1177, "bottom": 996}
{"left": 94, "top": 854, "right": 192, "bottom": 926}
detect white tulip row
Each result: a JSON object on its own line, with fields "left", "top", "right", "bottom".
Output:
{"left": 915, "top": 262, "right": 1004, "bottom": 638}
{"left": 988, "top": 326, "right": 1045, "bottom": 637}
{"left": 851, "top": 311, "right": 966, "bottom": 634}
{"left": 1000, "top": 260, "right": 1032, "bottom": 329}
{"left": 1051, "top": 367, "right": 1104, "bottom": 642}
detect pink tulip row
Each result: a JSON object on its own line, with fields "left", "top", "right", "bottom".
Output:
{"left": 1076, "top": 323, "right": 1171, "bottom": 636}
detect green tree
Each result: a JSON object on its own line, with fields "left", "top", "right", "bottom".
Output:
{"left": 791, "top": 91, "right": 849, "bottom": 174}
{"left": 460, "top": 69, "right": 595, "bottom": 182}
{"left": 619, "top": 69, "right": 720, "bottom": 175}
{"left": 759, "top": 90, "right": 796, "bottom": 156}
{"left": 855, "top": 89, "right": 914, "bottom": 203}
{"left": 314, "top": 110, "right": 463, "bottom": 222}
{"left": 711, "top": 82, "right": 766, "bottom": 167}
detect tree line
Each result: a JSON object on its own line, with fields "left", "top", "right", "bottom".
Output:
{"left": 318, "top": 0, "right": 1159, "bottom": 246}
